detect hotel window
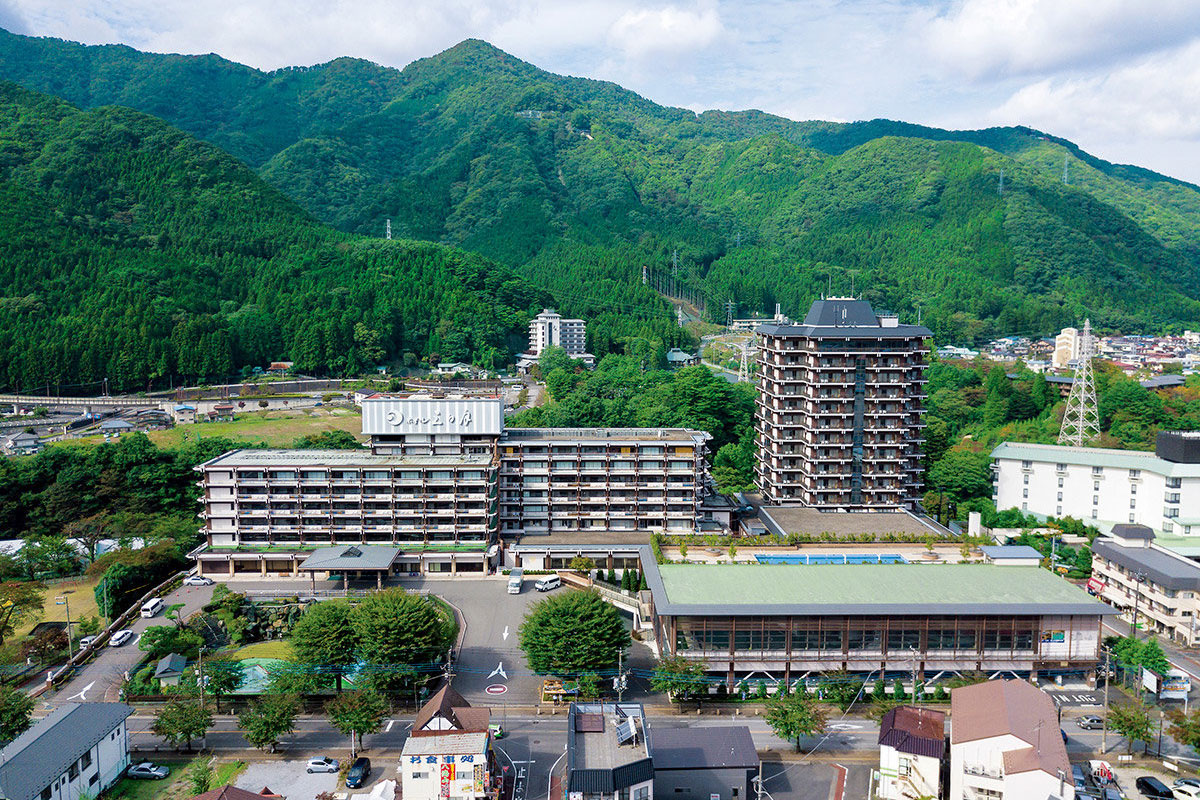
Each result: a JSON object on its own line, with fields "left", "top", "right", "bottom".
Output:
{"left": 1022, "top": 502, "right": 1028, "bottom": 510}
{"left": 1058, "top": 477, "right": 1064, "bottom": 488}
{"left": 1093, "top": 495, "right": 1099, "bottom": 505}
{"left": 1165, "top": 522, "right": 1174, "bottom": 533}
{"left": 1165, "top": 508, "right": 1180, "bottom": 519}
{"left": 1056, "top": 505, "right": 1062, "bottom": 515}
{"left": 1056, "top": 463, "right": 1067, "bottom": 472}
{"left": 1057, "top": 492, "right": 1063, "bottom": 501}
{"left": 1130, "top": 469, "right": 1141, "bottom": 478}
{"left": 1023, "top": 474, "right": 1030, "bottom": 485}
{"left": 1094, "top": 481, "right": 1101, "bottom": 491}
{"left": 1093, "top": 466, "right": 1104, "bottom": 476}
{"left": 1131, "top": 484, "right": 1137, "bottom": 495}
{"left": 1023, "top": 489, "right": 1029, "bottom": 498}
{"left": 1022, "top": 460, "right": 1032, "bottom": 469}
{"left": 1092, "top": 509, "right": 1098, "bottom": 519}
{"left": 1131, "top": 499, "right": 1137, "bottom": 509}
{"left": 1130, "top": 514, "right": 1137, "bottom": 523}
{"left": 1168, "top": 477, "right": 1183, "bottom": 489}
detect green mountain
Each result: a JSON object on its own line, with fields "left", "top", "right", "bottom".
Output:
{"left": 2, "top": 30, "right": 1199, "bottom": 341}
{"left": 0, "top": 81, "right": 551, "bottom": 392}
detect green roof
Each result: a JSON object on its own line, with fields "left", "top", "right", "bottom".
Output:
{"left": 649, "top": 563, "right": 1110, "bottom": 617}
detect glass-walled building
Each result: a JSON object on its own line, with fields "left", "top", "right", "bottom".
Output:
{"left": 642, "top": 557, "right": 1113, "bottom": 687}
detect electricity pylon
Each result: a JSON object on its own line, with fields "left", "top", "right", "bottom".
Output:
{"left": 1058, "top": 319, "right": 1100, "bottom": 446}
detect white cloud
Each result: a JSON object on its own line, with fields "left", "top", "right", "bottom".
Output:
{"left": 5, "top": 0, "right": 1200, "bottom": 182}
{"left": 607, "top": 4, "right": 723, "bottom": 59}
{"left": 927, "top": 0, "right": 1200, "bottom": 81}
{"left": 989, "top": 39, "right": 1200, "bottom": 175}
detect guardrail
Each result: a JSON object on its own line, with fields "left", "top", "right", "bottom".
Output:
{"left": 31, "top": 570, "right": 189, "bottom": 698}
{"left": 240, "top": 587, "right": 431, "bottom": 601}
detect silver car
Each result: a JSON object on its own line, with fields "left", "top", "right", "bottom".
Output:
{"left": 183, "top": 575, "right": 214, "bottom": 586}
{"left": 306, "top": 757, "right": 339, "bottom": 774}
{"left": 109, "top": 629, "right": 134, "bottom": 647}
{"left": 127, "top": 762, "right": 170, "bottom": 780}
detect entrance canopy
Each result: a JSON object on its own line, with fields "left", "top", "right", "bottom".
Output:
{"left": 298, "top": 545, "right": 401, "bottom": 588}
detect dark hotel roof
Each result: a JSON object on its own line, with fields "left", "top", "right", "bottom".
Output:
{"left": 1092, "top": 538, "right": 1200, "bottom": 591}
{"left": 758, "top": 299, "right": 932, "bottom": 339}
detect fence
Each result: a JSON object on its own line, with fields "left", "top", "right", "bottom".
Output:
{"left": 239, "top": 588, "right": 430, "bottom": 601}
{"left": 32, "top": 570, "right": 188, "bottom": 698}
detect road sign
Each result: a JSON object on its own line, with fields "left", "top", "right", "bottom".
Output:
{"left": 485, "top": 683, "right": 508, "bottom": 695}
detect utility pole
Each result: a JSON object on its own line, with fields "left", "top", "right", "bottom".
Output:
{"left": 55, "top": 596, "right": 74, "bottom": 661}
{"left": 1132, "top": 573, "right": 1147, "bottom": 639}
{"left": 616, "top": 648, "right": 626, "bottom": 702}
{"left": 1102, "top": 647, "right": 1111, "bottom": 753}
{"left": 198, "top": 646, "right": 205, "bottom": 712}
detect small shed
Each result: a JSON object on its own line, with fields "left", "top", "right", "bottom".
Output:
{"left": 978, "top": 545, "right": 1045, "bottom": 567}
{"left": 155, "top": 653, "right": 188, "bottom": 686}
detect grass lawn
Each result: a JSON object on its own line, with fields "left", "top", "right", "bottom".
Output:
{"left": 54, "top": 406, "right": 363, "bottom": 450}
{"left": 108, "top": 757, "right": 246, "bottom": 800}
{"left": 231, "top": 640, "right": 295, "bottom": 660}
{"left": 16, "top": 576, "right": 102, "bottom": 638}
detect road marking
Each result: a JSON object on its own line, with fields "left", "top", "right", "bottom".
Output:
{"left": 833, "top": 763, "right": 848, "bottom": 800}
{"left": 502, "top": 626, "right": 509, "bottom": 641}
{"left": 66, "top": 681, "right": 95, "bottom": 701}
{"left": 829, "top": 723, "right": 863, "bottom": 731}
{"left": 385, "top": 720, "right": 395, "bottom": 733}
{"left": 486, "top": 684, "right": 508, "bottom": 695}
{"left": 489, "top": 661, "right": 508, "bottom": 680}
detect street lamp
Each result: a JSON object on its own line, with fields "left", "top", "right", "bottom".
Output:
{"left": 55, "top": 596, "right": 74, "bottom": 660}
{"left": 1132, "top": 572, "right": 1147, "bottom": 639}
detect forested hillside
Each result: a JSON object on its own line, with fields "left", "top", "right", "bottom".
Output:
{"left": 3, "top": 30, "right": 1198, "bottom": 342}
{"left": 0, "top": 82, "right": 551, "bottom": 392}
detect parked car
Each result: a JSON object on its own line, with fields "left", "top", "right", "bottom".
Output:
{"left": 535, "top": 575, "right": 561, "bottom": 592}
{"left": 345, "top": 757, "right": 371, "bottom": 789}
{"left": 1176, "top": 780, "right": 1200, "bottom": 791}
{"left": 1073, "top": 764, "right": 1089, "bottom": 792}
{"left": 1077, "top": 715, "right": 1105, "bottom": 729}
{"left": 109, "top": 629, "right": 134, "bottom": 646}
{"left": 1174, "top": 787, "right": 1200, "bottom": 800}
{"left": 306, "top": 757, "right": 339, "bottom": 774}
{"left": 488, "top": 723, "right": 504, "bottom": 740}
{"left": 1137, "top": 776, "right": 1175, "bottom": 799}
{"left": 127, "top": 763, "right": 170, "bottom": 780}
{"left": 183, "top": 575, "right": 214, "bottom": 586}
{"left": 78, "top": 636, "right": 98, "bottom": 649}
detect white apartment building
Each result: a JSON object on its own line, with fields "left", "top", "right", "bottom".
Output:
{"left": 0, "top": 703, "right": 133, "bottom": 800}
{"left": 193, "top": 394, "right": 712, "bottom": 576}
{"left": 878, "top": 706, "right": 945, "bottom": 800}
{"left": 1090, "top": 524, "right": 1200, "bottom": 645}
{"left": 950, "top": 680, "right": 1073, "bottom": 800}
{"left": 991, "top": 432, "right": 1200, "bottom": 535}
{"left": 1053, "top": 327, "right": 1079, "bottom": 370}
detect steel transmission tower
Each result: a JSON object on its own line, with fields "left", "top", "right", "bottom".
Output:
{"left": 738, "top": 343, "right": 750, "bottom": 383}
{"left": 1058, "top": 319, "right": 1100, "bottom": 446}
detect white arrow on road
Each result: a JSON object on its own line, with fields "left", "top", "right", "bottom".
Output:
{"left": 488, "top": 661, "right": 508, "bottom": 680}
{"left": 502, "top": 626, "right": 509, "bottom": 641}
{"left": 66, "top": 681, "right": 96, "bottom": 701}
{"left": 828, "top": 722, "right": 864, "bottom": 731}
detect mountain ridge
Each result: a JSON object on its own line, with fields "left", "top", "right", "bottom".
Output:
{"left": 2, "top": 28, "right": 1199, "bottom": 340}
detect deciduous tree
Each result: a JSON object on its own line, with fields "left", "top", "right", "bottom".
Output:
{"left": 238, "top": 694, "right": 299, "bottom": 753}
{"left": 519, "top": 590, "right": 629, "bottom": 676}
{"left": 765, "top": 690, "right": 828, "bottom": 752}
{"left": 152, "top": 697, "right": 212, "bottom": 752}
{"left": 325, "top": 689, "right": 389, "bottom": 758}
{"left": 650, "top": 656, "right": 709, "bottom": 705}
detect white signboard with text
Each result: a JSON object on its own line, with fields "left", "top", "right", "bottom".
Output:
{"left": 362, "top": 396, "right": 504, "bottom": 436}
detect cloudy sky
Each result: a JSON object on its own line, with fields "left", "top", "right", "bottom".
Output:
{"left": 5, "top": 0, "right": 1199, "bottom": 183}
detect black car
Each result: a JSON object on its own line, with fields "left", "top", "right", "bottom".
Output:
{"left": 1136, "top": 776, "right": 1175, "bottom": 799}
{"left": 345, "top": 757, "right": 371, "bottom": 789}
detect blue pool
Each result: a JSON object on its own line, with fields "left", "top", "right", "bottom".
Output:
{"left": 755, "top": 553, "right": 909, "bottom": 565}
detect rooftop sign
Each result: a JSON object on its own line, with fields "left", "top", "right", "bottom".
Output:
{"left": 361, "top": 396, "right": 504, "bottom": 436}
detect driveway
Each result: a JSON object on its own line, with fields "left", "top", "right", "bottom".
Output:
{"left": 45, "top": 580, "right": 216, "bottom": 704}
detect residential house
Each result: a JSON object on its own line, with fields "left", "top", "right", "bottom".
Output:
{"left": 566, "top": 703, "right": 653, "bottom": 800}
{"left": 188, "top": 787, "right": 284, "bottom": 800}
{"left": 650, "top": 725, "right": 757, "bottom": 800}
{"left": 949, "top": 680, "right": 1073, "bottom": 800}
{"left": 665, "top": 348, "right": 699, "bottom": 368}
{"left": 1, "top": 430, "right": 42, "bottom": 455}
{"left": 878, "top": 706, "right": 945, "bottom": 799}
{"left": 99, "top": 419, "right": 135, "bottom": 436}
{"left": 413, "top": 684, "right": 490, "bottom": 733}
{"left": 0, "top": 702, "right": 132, "bottom": 800}
{"left": 172, "top": 405, "right": 197, "bottom": 425}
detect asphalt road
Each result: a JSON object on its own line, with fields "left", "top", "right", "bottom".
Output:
{"left": 44, "top": 580, "right": 216, "bottom": 705}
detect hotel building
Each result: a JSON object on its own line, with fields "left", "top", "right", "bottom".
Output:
{"left": 755, "top": 298, "right": 931, "bottom": 510}
{"left": 193, "top": 394, "right": 710, "bottom": 576}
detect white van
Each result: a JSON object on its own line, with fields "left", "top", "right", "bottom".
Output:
{"left": 140, "top": 597, "right": 165, "bottom": 618}
{"left": 535, "top": 575, "right": 561, "bottom": 592}
{"left": 507, "top": 569, "right": 524, "bottom": 594}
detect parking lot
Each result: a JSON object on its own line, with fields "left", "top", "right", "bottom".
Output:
{"left": 235, "top": 760, "right": 344, "bottom": 798}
